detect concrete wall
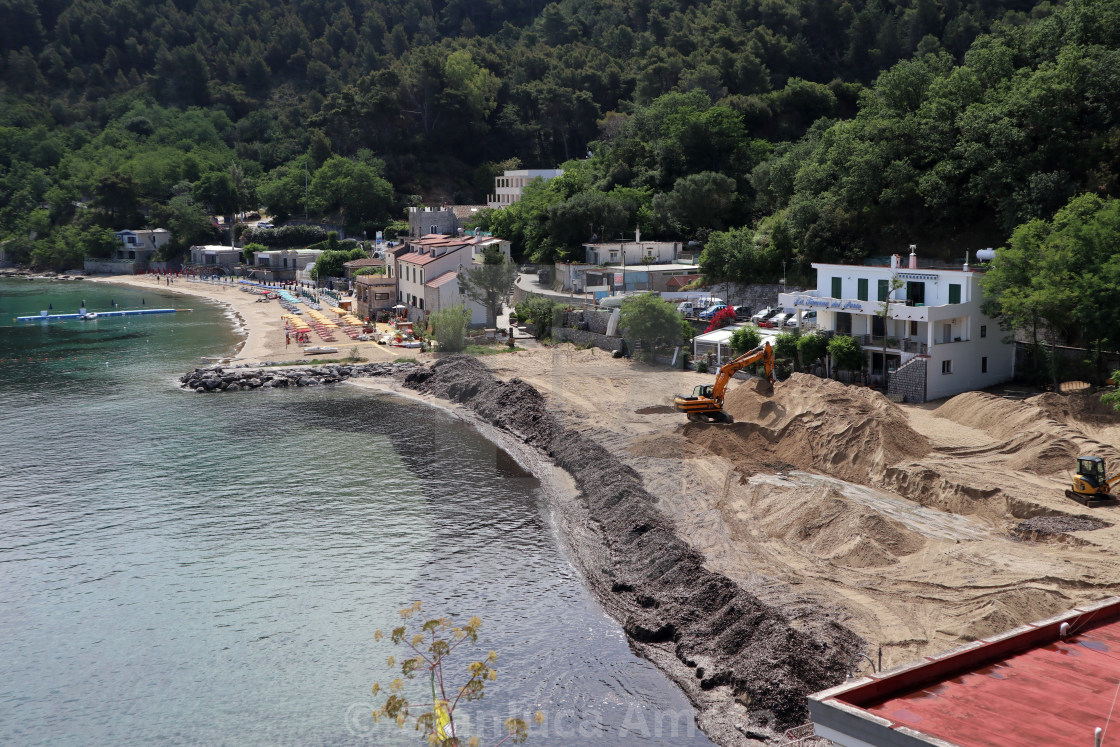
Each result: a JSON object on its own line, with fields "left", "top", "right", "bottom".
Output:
{"left": 924, "top": 318, "right": 1014, "bottom": 400}
{"left": 559, "top": 309, "right": 612, "bottom": 335}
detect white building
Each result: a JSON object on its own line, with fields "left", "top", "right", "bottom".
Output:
{"left": 583, "top": 235, "right": 683, "bottom": 266}
{"left": 252, "top": 249, "right": 323, "bottom": 281}
{"left": 393, "top": 236, "right": 488, "bottom": 324}
{"left": 487, "top": 169, "right": 563, "bottom": 209}
{"left": 189, "top": 244, "right": 242, "bottom": 268}
{"left": 778, "top": 252, "right": 1014, "bottom": 401}
{"left": 114, "top": 229, "right": 171, "bottom": 261}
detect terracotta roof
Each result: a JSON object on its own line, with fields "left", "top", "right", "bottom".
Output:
{"left": 398, "top": 245, "right": 469, "bottom": 266}
{"left": 424, "top": 271, "right": 459, "bottom": 289}
{"left": 666, "top": 274, "right": 701, "bottom": 289}
{"left": 343, "top": 257, "right": 385, "bottom": 268}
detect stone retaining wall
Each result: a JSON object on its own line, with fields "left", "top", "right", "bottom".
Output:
{"left": 552, "top": 327, "right": 624, "bottom": 352}
{"left": 888, "top": 355, "right": 928, "bottom": 403}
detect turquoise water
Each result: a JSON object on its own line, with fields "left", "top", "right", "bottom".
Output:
{"left": 0, "top": 279, "right": 709, "bottom": 745}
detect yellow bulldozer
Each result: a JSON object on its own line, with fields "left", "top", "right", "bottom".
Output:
{"left": 674, "top": 342, "right": 775, "bottom": 423}
{"left": 1066, "top": 455, "right": 1120, "bottom": 507}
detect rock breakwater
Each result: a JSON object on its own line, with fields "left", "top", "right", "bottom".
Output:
{"left": 403, "top": 355, "right": 863, "bottom": 736}
{"left": 179, "top": 361, "right": 417, "bottom": 392}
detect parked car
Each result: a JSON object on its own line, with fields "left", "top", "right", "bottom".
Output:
{"left": 760, "top": 311, "right": 791, "bottom": 328}
{"left": 784, "top": 310, "right": 817, "bottom": 327}
{"left": 677, "top": 298, "right": 725, "bottom": 316}
{"left": 734, "top": 305, "right": 753, "bottom": 321}
{"left": 698, "top": 304, "right": 731, "bottom": 321}
{"left": 751, "top": 306, "right": 780, "bottom": 324}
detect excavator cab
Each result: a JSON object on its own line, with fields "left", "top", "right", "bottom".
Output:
{"left": 1066, "top": 455, "right": 1119, "bottom": 507}
{"left": 1076, "top": 456, "right": 1107, "bottom": 488}
{"left": 692, "top": 384, "right": 714, "bottom": 399}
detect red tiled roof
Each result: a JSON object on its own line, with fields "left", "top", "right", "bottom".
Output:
{"left": 398, "top": 245, "right": 468, "bottom": 266}
{"left": 813, "top": 597, "right": 1120, "bottom": 747}
{"left": 424, "top": 271, "right": 459, "bottom": 289}
{"left": 343, "top": 257, "right": 385, "bottom": 268}
{"left": 666, "top": 274, "right": 701, "bottom": 289}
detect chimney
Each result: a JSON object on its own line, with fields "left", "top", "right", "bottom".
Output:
{"left": 635, "top": 227, "right": 641, "bottom": 244}
{"left": 891, "top": 254, "right": 900, "bottom": 270}
{"left": 963, "top": 250, "right": 970, "bottom": 272}
{"left": 908, "top": 245, "right": 917, "bottom": 269}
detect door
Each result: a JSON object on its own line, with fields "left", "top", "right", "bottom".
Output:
{"left": 942, "top": 323, "right": 952, "bottom": 343}
{"left": 907, "top": 281, "right": 925, "bottom": 305}
{"left": 835, "top": 312, "right": 852, "bottom": 335}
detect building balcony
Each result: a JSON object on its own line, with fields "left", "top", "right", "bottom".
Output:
{"left": 857, "top": 335, "right": 928, "bottom": 354}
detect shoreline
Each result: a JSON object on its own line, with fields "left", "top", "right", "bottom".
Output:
{"left": 88, "top": 275, "right": 409, "bottom": 365}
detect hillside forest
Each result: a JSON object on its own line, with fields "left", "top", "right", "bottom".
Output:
{"left": 2, "top": 0, "right": 1120, "bottom": 352}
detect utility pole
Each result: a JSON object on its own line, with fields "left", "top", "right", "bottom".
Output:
{"left": 304, "top": 162, "right": 309, "bottom": 221}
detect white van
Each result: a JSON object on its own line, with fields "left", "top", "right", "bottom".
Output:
{"left": 676, "top": 298, "right": 724, "bottom": 315}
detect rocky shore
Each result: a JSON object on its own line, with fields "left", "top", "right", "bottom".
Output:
{"left": 0, "top": 267, "right": 85, "bottom": 280}
{"left": 178, "top": 361, "right": 418, "bottom": 392}
{"left": 402, "top": 355, "right": 864, "bottom": 740}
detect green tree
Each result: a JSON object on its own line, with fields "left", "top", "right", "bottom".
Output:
{"left": 797, "top": 332, "right": 830, "bottom": 370}
{"left": 456, "top": 245, "right": 516, "bottom": 328}
{"left": 774, "top": 330, "right": 802, "bottom": 370}
{"left": 876, "top": 274, "right": 906, "bottom": 386}
{"left": 309, "top": 156, "right": 393, "bottom": 230}
{"left": 828, "top": 335, "right": 865, "bottom": 377}
{"left": 729, "top": 325, "right": 762, "bottom": 355}
{"left": 428, "top": 305, "right": 471, "bottom": 352}
{"left": 619, "top": 293, "right": 691, "bottom": 358}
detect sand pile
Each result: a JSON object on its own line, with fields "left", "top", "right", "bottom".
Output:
{"left": 934, "top": 392, "right": 1120, "bottom": 475}
{"left": 689, "top": 373, "right": 930, "bottom": 486}
{"left": 747, "top": 485, "right": 925, "bottom": 568}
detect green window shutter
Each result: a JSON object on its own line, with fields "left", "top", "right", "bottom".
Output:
{"left": 878, "top": 279, "right": 888, "bottom": 301}
{"left": 832, "top": 277, "right": 842, "bottom": 298}
{"left": 857, "top": 278, "right": 868, "bottom": 301}
{"left": 949, "top": 284, "right": 961, "bottom": 304}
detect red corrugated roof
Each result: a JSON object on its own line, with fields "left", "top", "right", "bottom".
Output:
{"left": 814, "top": 597, "right": 1120, "bottom": 747}
{"left": 398, "top": 245, "right": 468, "bottom": 266}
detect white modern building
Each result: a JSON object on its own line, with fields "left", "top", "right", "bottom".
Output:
{"left": 778, "top": 251, "right": 1014, "bottom": 401}
{"left": 487, "top": 169, "right": 563, "bottom": 209}
{"left": 189, "top": 244, "right": 242, "bottom": 268}
{"left": 583, "top": 233, "right": 683, "bottom": 266}
{"left": 115, "top": 229, "right": 171, "bottom": 261}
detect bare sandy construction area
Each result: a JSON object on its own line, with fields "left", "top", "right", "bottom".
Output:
{"left": 483, "top": 347, "right": 1120, "bottom": 672}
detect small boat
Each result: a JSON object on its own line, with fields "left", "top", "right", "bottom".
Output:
{"left": 80, "top": 312, "right": 99, "bottom": 320}
{"left": 304, "top": 346, "right": 339, "bottom": 355}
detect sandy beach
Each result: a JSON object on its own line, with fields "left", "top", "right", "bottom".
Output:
{"left": 89, "top": 274, "right": 412, "bottom": 365}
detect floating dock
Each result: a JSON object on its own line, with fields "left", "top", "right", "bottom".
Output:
{"left": 16, "top": 308, "right": 190, "bottom": 322}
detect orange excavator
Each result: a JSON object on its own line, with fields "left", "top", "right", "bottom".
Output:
{"left": 674, "top": 342, "right": 775, "bottom": 423}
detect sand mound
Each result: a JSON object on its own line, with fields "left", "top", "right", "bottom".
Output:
{"left": 748, "top": 486, "right": 925, "bottom": 568}
{"left": 934, "top": 391, "right": 1120, "bottom": 475}
{"left": 697, "top": 373, "right": 929, "bottom": 485}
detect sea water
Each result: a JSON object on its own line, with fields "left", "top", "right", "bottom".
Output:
{"left": 0, "top": 279, "right": 710, "bottom": 746}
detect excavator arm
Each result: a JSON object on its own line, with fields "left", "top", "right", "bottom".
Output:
{"left": 709, "top": 342, "right": 775, "bottom": 405}
{"left": 674, "top": 342, "right": 774, "bottom": 422}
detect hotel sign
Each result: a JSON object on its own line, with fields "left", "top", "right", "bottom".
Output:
{"left": 792, "top": 295, "right": 872, "bottom": 313}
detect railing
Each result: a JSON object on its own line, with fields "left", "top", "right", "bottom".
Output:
{"left": 857, "top": 335, "right": 927, "bottom": 354}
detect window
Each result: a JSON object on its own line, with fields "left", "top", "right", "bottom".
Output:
{"left": 831, "top": 277, "right": 842, "bottom": 299}
{"left": 980, "top": 325, "right": 986, "bottom": 338}
{"left": 878, "top": 279, "right": 889, "bottom": 301}
{"left": 419, "top": 269, "right": 424, "bottom": 284}
{"left": 857, "top": 278, "right": 868, "bottom": 301}
{"left": 419, "top": 298, "right": 424, "bottom": 310}
{"left": 981, "top": 357, "right": 988, "bottom": 373}
{"left": 910, "top": 320, "right": 918, "bottom": 336}
{"left": 429, "top": 224, "right": 437, "bottom": 234}
{"left": 374, "top": 292, "right": 389, "bottom": 300}
{"left": 948, "top": 283, "right": 961, "bottom": 304}
{"left": 942, "top": 360, "right": 953, "bottom": 374}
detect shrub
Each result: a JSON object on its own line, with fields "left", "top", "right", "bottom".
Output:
{"left": 704, "top": 306, "right": 738, "bottom": 332}
{"left": 429, "top": 305, "right": 470, "bottom": 352}
{"left": 695, "top": 359, "right": 710, "bottom": 373}
{"left": 828, "top": 335, "right": 865, "bottom": 374}
{"left": 241, "top": 224, "right": 328, "bottom": 247}
{"left": 516, "top": 296, "right": 558, "bottom": 338}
